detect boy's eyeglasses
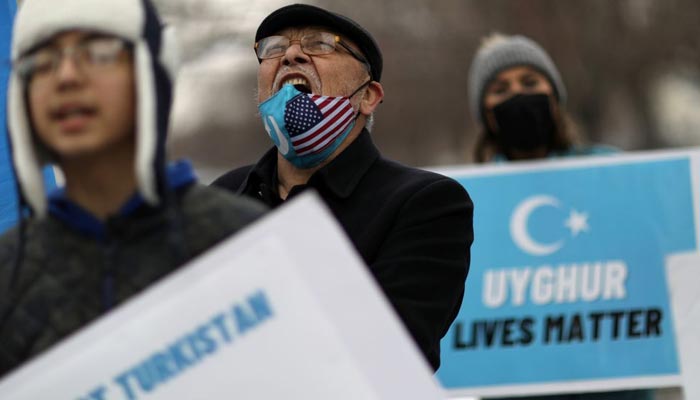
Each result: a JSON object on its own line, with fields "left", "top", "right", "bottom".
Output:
{"left": 255, "top": 31, "right": 369, "bottom": 71}
{"left": 16, "top": 37, "right": 131, "bottom": 81}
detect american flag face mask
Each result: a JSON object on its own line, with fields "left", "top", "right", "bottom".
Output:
{"left": 259, "top": 83, "right": 363, "bottom": 169}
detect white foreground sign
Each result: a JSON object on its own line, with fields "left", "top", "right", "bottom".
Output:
{"left": 666, "top": 252, "right": 700, "bottom": 400}
{"left": 0, "top": 193, "right": 444, "bottom": 400}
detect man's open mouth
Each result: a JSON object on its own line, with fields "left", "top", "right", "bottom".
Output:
{"left": 281, "top": 77, "right": 312, "bottom": 94}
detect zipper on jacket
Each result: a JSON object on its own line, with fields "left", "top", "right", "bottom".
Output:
{"left": 101, "top": 236, "right": 117, "bottom": 311}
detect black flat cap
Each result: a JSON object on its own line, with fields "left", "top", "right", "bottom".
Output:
{"left": 255, "top": 3, "right": 383, "bottom": 82}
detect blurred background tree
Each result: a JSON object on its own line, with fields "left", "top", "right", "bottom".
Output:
{"left": 146, "top": 0, "right": 700, "bottom": 181}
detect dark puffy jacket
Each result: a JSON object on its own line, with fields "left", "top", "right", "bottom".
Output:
{"left": 0, "top": 184, "right": 265, "bottom": 376}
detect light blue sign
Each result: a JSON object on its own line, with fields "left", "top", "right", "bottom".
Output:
{"left": 0, "top": 1, "right": 54, "bottom": 233}
{"left": 437, "top": 156, "right": 696, "bottom": 390}
{"left": 0, "top": 0, "right": 18, "bottom": 232}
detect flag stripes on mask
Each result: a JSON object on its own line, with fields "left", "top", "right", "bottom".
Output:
{"left": 284, "top": 94, "right": 355, "bottom": 156}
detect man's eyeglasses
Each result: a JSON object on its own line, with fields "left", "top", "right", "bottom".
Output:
{"left": 16, "top": 37, "right": 131, "bottom": 81}
{"left": 255, "top": 31, "right": 369, "bottom": 71}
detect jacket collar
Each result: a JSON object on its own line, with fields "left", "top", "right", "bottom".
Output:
{"left": 244, "top": 128, "right": 380, "bottom": 199}
{"left": 47, "top": 160, "right": 197, "bottom": 239}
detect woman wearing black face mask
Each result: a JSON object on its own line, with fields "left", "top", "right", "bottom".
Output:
{"left": 469, "top": 33, "right": 615, "bottom": 163}
{"left": 468, "top": 34, "right": 650, "bottom": 400}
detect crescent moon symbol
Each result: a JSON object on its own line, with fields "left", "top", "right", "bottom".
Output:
{"left": 510, "top": 195, "right": 564, "bottom": 256}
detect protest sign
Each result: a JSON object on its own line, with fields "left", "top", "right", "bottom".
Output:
{"left": 435, "top": 150, "right": 699, "bottom": 397}
{"left": 0, "top": 1, "right": 18, "bottom": 231}
{"left": 666, "top": 252, "right": 700, "bottom": 400}
{"left": 0, "top": 1, "right": 55, "bottom": 233}
{"left": 0, "top": 193, "right": 443, "bottom": 400}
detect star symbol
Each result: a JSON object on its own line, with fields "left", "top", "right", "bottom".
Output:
{"left": 565, "top": 209, "right": 590, "bottom": 237}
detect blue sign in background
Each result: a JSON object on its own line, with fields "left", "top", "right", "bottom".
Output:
{"left": 0, "top": 1, "right": 54, "bottom": 233}
{"left": 0, "top": 0, "right": 18, "bottom": 232}
{"left": 438, "top": 157, "right": 696, "bottom": 389}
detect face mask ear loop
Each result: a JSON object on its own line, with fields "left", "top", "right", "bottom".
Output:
{"left": 350, "top": 77, "right": 384, "bottom": 105}
{"left": 347, "top": 78, "right": 373, "bottom": 118}
{"left": 349, "top": 78, "right": 372, "bottom": 99}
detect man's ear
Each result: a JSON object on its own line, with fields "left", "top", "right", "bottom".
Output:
{"left": 359, "top": 81, "right": 384, "bottom": 116}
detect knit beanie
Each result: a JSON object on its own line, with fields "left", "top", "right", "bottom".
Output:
{"left": 7, "top": 0, "right": 179, "bottom": 217}
{"left": 468, "top": 34, "right": 566, "bottom": 125}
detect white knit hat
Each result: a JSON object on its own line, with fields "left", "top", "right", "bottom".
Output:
{"left": 7, "top": 0, "right": 179, "bottom": 217}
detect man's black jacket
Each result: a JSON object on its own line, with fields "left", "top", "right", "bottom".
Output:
{"left": 213, "top": 130, "right": 474, "bottom": 370}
